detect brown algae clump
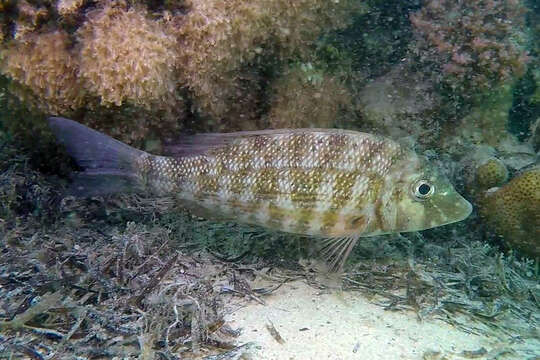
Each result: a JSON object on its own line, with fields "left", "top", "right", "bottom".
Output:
{"left": 56, "top": 0, "right": 86, "bottom": 18}
{"left": 77, "top": 3, "right": 178, "bottom": 109}
{"left": 1, "top": 30, "right": 84, "bottom": 114}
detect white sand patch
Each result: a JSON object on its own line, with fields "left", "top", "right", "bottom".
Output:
{"left": 225, "top": 281, "right": 495, "bottom": 360}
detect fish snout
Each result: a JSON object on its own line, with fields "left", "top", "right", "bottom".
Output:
{"left": 429, "top": 190, "right": 473, "bottom": 228}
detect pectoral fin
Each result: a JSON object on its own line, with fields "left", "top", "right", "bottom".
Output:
{"left": 319, "top": 235, "right": 359, "bottom": 271}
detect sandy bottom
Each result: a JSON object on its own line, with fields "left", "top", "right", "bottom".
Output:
{"left": 225, "top": 281, "right": 496, "bottom": 360}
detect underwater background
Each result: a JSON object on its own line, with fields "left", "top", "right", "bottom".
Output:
{"left": 0, "top": 0, "right": 538, "bottom": 359}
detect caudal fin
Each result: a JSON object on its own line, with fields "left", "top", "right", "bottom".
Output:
{"left": 48, "top": 117, "right": 145, "bottom": 196}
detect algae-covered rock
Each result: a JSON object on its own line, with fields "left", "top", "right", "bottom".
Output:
{"left": 0, "top": 0, "right": 368, "bottom": 141}
{"left": 410, "top": 0, "right": 528, "bottom": 98}
{"left": 175, "top": 0, "right": 366, "bottom": 124}
{"left": 356, "top": 64, "right": 441, "bottom": 145}
{"left": 456, "top": 85, "right": 515, "bottom": 147}
{"left": 264, "top": 63, "right": 353, "bottom": 130}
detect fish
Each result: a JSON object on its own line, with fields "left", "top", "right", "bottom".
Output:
{"left": 48, "top": 117, "right": 472, "bottom": 269}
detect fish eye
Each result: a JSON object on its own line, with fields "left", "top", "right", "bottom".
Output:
{"left": 413, "top": 180, "right": 434, "bottom": 200}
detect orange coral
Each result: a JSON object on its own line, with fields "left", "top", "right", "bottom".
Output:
{"left": 77, "top": 3, "right": 178, "bottom": 109}
{"left": 176, "top": 0, "right": 364, "bottom": 122}
{"left": 479, "top": 168, "right": 540, "bottom": 258}
{"left": 0, "top": 30, "right": 84, "bottom": 114}
{"left": 265, "top": 65, "right": 352, "bottom": 129}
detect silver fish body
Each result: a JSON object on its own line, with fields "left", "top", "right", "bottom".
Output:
{"left": 49, "top": 118, "right": 472, "bottom": 268}
{"left": 139, "top": 130, "right": 471, "bottom": 237}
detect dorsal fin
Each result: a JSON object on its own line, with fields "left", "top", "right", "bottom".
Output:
{"left": 162, "top": 128, "right": 374, "bottom": 158}
{"left": 164, "top": 130, "right": 284, "bottom": 157}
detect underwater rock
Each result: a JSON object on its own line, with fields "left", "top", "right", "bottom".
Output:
{"left": 478, "top": 167, "right": 540, "bottom": 258}
{"left": 76, "top": 102, "right": 184, "bottom": 148}
{"left": 531, "top": 117, "right": 540, "bottom": 153}
{"left": 356, "top": 64, "right": 441, "bottom": 146}
{"left": 0, "top": 0, "right": 365, "bottom": 134}
{"left": 461, "top": 141, "right": 536, "bottom": 192}
{"left": 410, "top": 0, "right": 528, "bottom": 98}
{"left": 455, "top": 85, "right": 517, "bottom": 147}
{"left": 528, "top": 69, "right": 540, "bottom": 152}
{"left": 264, "top": 63, "right": 353, "bottom": 129}
{"left": 496, "top": 135, "right": 538, "bottom": 171}
{"left": 461, "top": 145, "right": 499, "bottom": 191}
{"left": 175, "top": 0, "right": 365, "bottom": 124}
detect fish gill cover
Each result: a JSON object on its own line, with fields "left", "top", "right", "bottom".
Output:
{"left": 0, "top": 0, "right": 539, "bottom": 359}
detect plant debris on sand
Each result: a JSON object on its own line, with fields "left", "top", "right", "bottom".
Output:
{"left": 0, "top": 135, "right": 539, "bottom": 359}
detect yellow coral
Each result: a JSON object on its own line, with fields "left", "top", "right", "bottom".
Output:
{"left": 77, "top": 3, "right": 178, "bottom": 109}
{"left": 265, "top": 65, "right": 352, "bottom": 129}
{"left": 0, "top": 30, "right": 84, "bottom": 114}
{"left": 475, "top": 158, "right": 508, "bottom": 190}
{"left": 479, "top": 168, "right": 540, "bottom": 258}
{"left": 176, "top": 0, "right": 364, "bottom": 122}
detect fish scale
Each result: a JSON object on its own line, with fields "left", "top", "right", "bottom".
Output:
{"left": 48, "top": 118, "right": 473, "bottom": 269}
{"left": 138, "top": 131, "right": 405, "bottom": 238}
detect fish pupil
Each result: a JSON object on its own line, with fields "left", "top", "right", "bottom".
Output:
{"left": 418, "top": 183, "right": 431, "bottom": 196}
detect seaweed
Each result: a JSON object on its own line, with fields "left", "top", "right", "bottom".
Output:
{"left": 0, "top": 138, "right": 259, "bottom": 358}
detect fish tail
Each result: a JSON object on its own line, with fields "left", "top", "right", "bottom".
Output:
{"left": 48, "top": 117, "right": 146, "bottom": 196}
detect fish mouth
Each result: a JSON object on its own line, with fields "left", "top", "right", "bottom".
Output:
{"left": 396, "top": 190, "right": 473, "bottom": 233}
{"left": 458, "top": 196, "right": 473, "bottom": 221}
{"left": 439, "top": 193, "right": 473, "bottom": 226}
